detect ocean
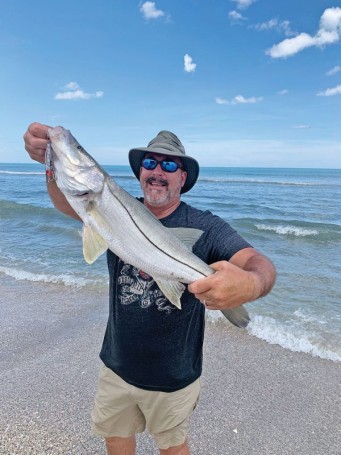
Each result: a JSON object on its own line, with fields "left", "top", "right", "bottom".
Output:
{"left": 1, "top": 164, "right": 340, "bottom": 362}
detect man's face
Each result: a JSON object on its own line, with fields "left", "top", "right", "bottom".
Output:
{"left": 139, "top": 153, "right": 187, "bottom": 208}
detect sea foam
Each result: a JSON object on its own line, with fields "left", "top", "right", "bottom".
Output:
{"left": 206, "top": 310, "right": 341, "bottom": 363}
{"left": 247, "top": 315, "right": 341, "bottom": 363}
{"left": 0, "top": 170, "right": 44, "bottom": 175}
{"left": 0, "top": 266, "right": 104, "bottom": 288}
{"left": 255, "top": 224, "right": 319, "bottom": 237}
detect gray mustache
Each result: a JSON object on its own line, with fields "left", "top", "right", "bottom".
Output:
{"left": 146, "top": 177, "right": 168, "bottom": 186}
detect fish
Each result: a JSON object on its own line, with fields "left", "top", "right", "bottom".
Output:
{"left": 47, "top": 126, "right": 250, "bottom": 328}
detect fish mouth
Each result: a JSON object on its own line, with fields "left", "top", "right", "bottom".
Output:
{"left": 65, "top": 190, "right": 90, "bottom": 198}
{"left": 146, "top": 177, "right": 168, "bottom": 187}
{"left": 76, "top": 192, "right": 90, "bottom": 197}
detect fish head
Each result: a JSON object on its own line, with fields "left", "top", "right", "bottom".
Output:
{"left": 48, "top": 126, "right": 105, "bottom": 197}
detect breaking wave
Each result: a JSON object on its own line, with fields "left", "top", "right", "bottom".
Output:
{"left": 255, "top": 224, "right": 319, "bottom": 237}
{"left": 0, "top": 266, "right": 107, "bottom": 289}
{"left": 0, "top": 170, "right": 44, "bottom": 175}
{"left": 247, "top": 315, "right": 341, "bottom": 363}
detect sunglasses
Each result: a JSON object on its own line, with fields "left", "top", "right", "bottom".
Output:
{"left": 142, "top": 157, "right": 183, "bottom": 173}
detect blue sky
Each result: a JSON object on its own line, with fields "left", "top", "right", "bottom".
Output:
{"left": 1, "top": 0, "right": 341, "bottom": 167}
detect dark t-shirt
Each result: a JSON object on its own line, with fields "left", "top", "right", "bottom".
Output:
{"left": 99, "top": 201, "right": 251, "bottom": 392}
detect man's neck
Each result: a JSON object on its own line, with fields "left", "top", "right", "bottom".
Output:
{"left": 144, "top": 199, "right": 181, "bottom": 219}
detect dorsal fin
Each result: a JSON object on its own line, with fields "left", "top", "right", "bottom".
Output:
{"left": 168, "top": 227, "right": 204, "bottom": 250}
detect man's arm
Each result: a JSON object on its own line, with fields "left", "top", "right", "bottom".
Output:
{"left": 46, "top": 179, "right": 81, "bottom": 220}
{"left": 23, "top": 122, "right": 80, "bottom": 221}
{"left": 188, "top": 247, "right": 276, "bottom": 310}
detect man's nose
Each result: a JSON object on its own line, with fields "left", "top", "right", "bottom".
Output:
{"left": 152, "top": 162, "right": 164, "bottom": 172}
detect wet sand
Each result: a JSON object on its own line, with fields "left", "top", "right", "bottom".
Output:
{"left": 1, "top": 275, "right": 340, "bottom": 454}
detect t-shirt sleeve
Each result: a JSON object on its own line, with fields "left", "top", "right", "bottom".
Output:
{"left": 193, "top": 211, "right": 252, "bottom": 264}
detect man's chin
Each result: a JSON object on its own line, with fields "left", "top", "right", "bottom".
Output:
{"left": 144, "top": 190, "right": 169, "bottom": 207}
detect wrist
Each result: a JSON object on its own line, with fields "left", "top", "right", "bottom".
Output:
{"left": 248, "top": 271, "right": 264, "bottom": 301}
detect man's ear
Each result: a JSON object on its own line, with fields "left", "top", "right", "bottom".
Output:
{"left": 181, "top": 171, "right": 188, "bottom": 187}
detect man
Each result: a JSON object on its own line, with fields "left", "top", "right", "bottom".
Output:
{"left": 24, "top": 124, "right": 276, "bottom": 455}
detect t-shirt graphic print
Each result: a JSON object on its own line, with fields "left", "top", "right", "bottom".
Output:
{"left": 117, "top": 261, "right": 175, "bottom": 314}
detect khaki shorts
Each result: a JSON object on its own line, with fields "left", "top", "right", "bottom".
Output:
{"left": 91, "top": 364, "right": 200, "bottom": 450}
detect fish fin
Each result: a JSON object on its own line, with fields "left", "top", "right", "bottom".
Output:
{"left": 168, "top": 228, "right": 204, "bottom": 250}
{"left": 220, "top": 306, "right": 250, "bottom": 328}
{"left": 82, "top": 225, "right": 108, "bottom": 264}
{"left": 155, "top": 279, "right": 186, "bottom": 309}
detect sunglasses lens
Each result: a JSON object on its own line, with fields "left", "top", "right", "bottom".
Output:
{"left": 142, "top": 158, "right": 181, "bottom": 173}
{"left": 142, "top": 158, "right": 158, "bottom": 170}
{"left": 161, "top": 161, "right": 178, "bottom": 172}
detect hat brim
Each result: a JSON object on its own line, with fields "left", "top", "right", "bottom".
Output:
{"left": 128, "top": 146, "right": 199, "bottom": 194}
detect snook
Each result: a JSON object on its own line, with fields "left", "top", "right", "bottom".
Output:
{"left": 47, "top": 126, "right": 250, "bottom": 328}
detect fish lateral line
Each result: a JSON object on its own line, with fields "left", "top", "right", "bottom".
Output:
{"left": 104, "top": 180, "right": 207, "bottom": 279}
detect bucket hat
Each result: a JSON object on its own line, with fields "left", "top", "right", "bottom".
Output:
{"left": 128, "top": 130, "right": 199, "bottom": 194}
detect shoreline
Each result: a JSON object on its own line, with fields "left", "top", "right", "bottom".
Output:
{"left": 1, "top": 276, "right": 340, "bottom": 454}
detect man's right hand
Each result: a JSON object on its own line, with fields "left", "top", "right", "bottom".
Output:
{"left": 23, "top": 122, "right": 81, "bottom": 220}
{"left": 23, "top": 122, "right": 51, "bottom": 164}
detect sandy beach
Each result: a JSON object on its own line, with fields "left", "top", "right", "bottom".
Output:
{"left": 1, "top": 275, "right": 340, "bottom": 455}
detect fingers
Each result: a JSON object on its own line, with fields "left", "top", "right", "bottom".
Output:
{"left": 188, "top": 282, "right": 212, "bottom": 308}
{"left": 187, "top": 267, "right": 218, "bottom": 306}
{"left": 187, "top": 279, "right": 210, "bottom": 295}
{"left": 29, "top": 122, "right": 50, "bottom": 139}
{"left": 199, "top": 298, "right": 213, "bottom": 309}
{"left": 188, "top": 261, "right": 232, "bottom": 309}
{"left": 23, "top": 122, "right": 51, "bottom": 164}
{"left": 188, "top": 261, "right": 227, "bottom": 295}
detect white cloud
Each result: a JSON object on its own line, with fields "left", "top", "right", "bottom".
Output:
{"left": 320, "top": 6, "right": 341, "bottom": 31}
{"left": 317, "top": 85, "right": 341, "bottom": 96}
{"left": 228, "top": 10, "right": 246, "bottom": 22}
{"left": 266, "top": 7, "right": 341, "bottom": 58}
{"left": 65, "top": 81, "right": 80, "bottom": 90}
{"left": 215, "top": 97, "right": 229, "bottom": 105}
{"left": 55, "top": 90, "right": 104, "bottom": 100}
{"left": 215, "top": 94, "right": 263, "bottom": 105}
{"left": 254, "top": 18, "right": 295, "bottom": 36}
{"left": 188, "top": 138, "right": 341, "bottom": 168}
{"left": 232, "top": 95, "right": 263, "bottom": 104}
{"left": 278, "top": 89, "right": 289, "bottom": 95}
{"left": 255, "top": 18, "right": 278, "bottom": 31}
{"left": 326, "top": 65, "right": 341, "bottom": 76}
{"left": 140, "top": 2, "right": 165, "bottom": 20}
{"left": 280, "top": 20, "right": 295, "bottom": 37}
{"left": 267, "top": 33, "right": 315, "bottom": 58}
{"left": 231, "top": 0, "right": 256, "bottom": 10}
{"left": 184, "top": 54, "right": 196, "bottom": 73}
{"left": 54, "top": 82, "right": 104, "bottom": 100}
{"left": 293, "top": 124, "right": 310, "bottom": 129}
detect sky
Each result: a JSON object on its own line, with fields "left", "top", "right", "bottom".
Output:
{"left": 1, "top": 0, "right": 341, "bottom": 168}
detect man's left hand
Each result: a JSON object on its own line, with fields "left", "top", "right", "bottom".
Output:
{"left": 187, "top": 248, "right": 276, "bottom": 310}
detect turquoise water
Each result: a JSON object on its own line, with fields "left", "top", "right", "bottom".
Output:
{"left": 1, "top": 164, "right": 340, "bottom": 362}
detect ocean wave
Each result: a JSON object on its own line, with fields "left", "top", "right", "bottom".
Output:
{"left": 205, "top": 310, "right": 340, "bottom": 362}
{"left": 247, "top": 315, "right": 341, "bottom": 363}
{"left": 0, "top": 266, "right": 107, "bottom": 289}
{"left": 0, "top": 170, "right": 44, "bottom": 175}
{"left": 255, "top": 224, "right": 319, "bottom": 237}
{"left": 107, "top": 173, "right": 136, "bottom": 180}
{"left": 0, "top": 199, "right": 56, "bottom": 215}
{"left": 0, "top": 168, "right": 134, "bottom": 179}
{"left": 197, "top": 177, "right": 336, "bottom": 187}
{"left": 293, "top": 308, "right": 329, "bottom": 325}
